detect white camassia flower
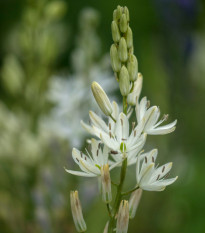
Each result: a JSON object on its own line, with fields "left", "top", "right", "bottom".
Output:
{"left": 136, "top": 149, "right": 178, "bottom": 191}
{"left": 65, "top": 138, "right": 118, "bottom": 177}
{"left": 136, "top": 96, "right": 177, "bottom": 135}
{"left": 99, "top": 112, "right": 147, "bottom": 162}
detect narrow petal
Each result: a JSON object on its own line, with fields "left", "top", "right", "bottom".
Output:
{"left": 100, "top": 132, "right": 119, "bottom": 151}
{"left": 65, "top": 169, "right": 96, "bottom": 177}
{"left": 89, "top": 111, "right": 108, "bottom": 133}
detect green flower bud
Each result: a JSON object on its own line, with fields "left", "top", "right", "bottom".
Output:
{"left": 118, "top": 38, "right": 128, "bottom": 62}
{"left": 91, "top": 81, "right": 113, "bottom": 116}
{"left": 119, "top": 66, "right": 130, "bottom": 96}
{"left": 113, "top": 9, "right": 117, "bottom": 21}
{"left": 126, "top": 26, "right": 133, "bottom": 49}
{"left": 111, "top": 21, "right": 120, "bottom": 43}
{"left": 116, "top": 5, "right": 123, "bottom": 20}
{"left": 110, "top": 44, "right": 121, "bottom": 72}
{"left": 124, "top": 6, "right": 130, "bottom": 21}
{"left": 127, "top": 54, "right": 138, "bottom": 81}
{"left": 120, "top": 13, "right": 128, "bottom": 33}
{"left": 45, "top": 1, "right": 67, "bottom": 21}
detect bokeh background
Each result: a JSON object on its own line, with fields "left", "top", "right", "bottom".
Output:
{"left": 0, "top": 0, "right": 205, "bottom": 232}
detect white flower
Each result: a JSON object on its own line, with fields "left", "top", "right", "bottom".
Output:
{"left": 65, "top": 138, "right": 118, "bottom": 177}
{"left": 136, "top": 97, "right": 177, "bottom": 135}
{"left": 99, "top": 112, "right": 147, "bottom": 164}
{"left": 136, "top": 149, "right": 178, "bottom": 191}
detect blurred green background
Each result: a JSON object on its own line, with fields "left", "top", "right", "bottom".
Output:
{"left": 0, "top": 0, "right": 205, "bottom": 232}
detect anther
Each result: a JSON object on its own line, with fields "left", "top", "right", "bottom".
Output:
{"left": 80, "top": 152, "right": 83, "bottom": 158}
{"left": 145, "top": 156, "right": 148, "bottom": 163}
{"left": 109, "top": 132, "right": 112, "bottom": 138}
{"left": 163, "top": 114, "right": 169, "bottom": 121}
{"left": 85, "top": 157, "right": 87, "bottom": 160}
{"left": 134, "top": 130, "right": 136, "bottom": 137}
{"left": 97, "top": 149, "right": 99, "bottom": 156}
{"left": 146, "top": 100, "right": 150, "bottom": 108}
{"left": 157, "top": 174, "right": 160, "bottom": 180}
{"left": 121, "top": 119, "right": 123, "bottom": 126}
{"left": 152, "top": 156, "right": 154, "bottom": 162}
{"left": 76, "top": 158, "right": 79, "bottom": 162}
{"left": 162, "top": 166, "right": 165, "bottom": 173}
{"left": 109, "top": 123, "right": 111, "bottom": 130}
{"left": 98, "top": 143, "right": 101, "bottom": 149}
{"left": 132, "top": 122, "right": 135, "bottom": 130}
{"left": 111, "top": 150, "right": 118, "bottom": 154}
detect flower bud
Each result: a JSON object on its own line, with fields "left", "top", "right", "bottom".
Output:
{"left": 119, "top": 66, "right": 130, "bottom": 96}
{"left": 116, "top": 5, "right": 123, "bottom": 20}
{"left": 127, "top": 54, "right": 138, "bottom": 82}
{"left": 127, "top": 73, "right": 143, "bottom": 106}
{"left": 70, "top": 191, "right": 87, "bottom": 232}
{"left": 111, "top": 21, "right": 121, "bottom": 43}
{"left": 126, "top": 27, "right": 133, "bottom": 49}
{"left": 45, "top": 1, "right": 67, "bottom": 21}
{"left": 118, "top": 38, "right": 128, "bottom": 62}
{"left": 101, "top": 164, "right": 112, "bottom": 203}
{"left": 91, "top": 82, "right": 113, "bottom": 116}
{"left": 116, "top": 200, "right": 129, "bottom": 233}
{"left": 124, "top": 6, "right": 130, "bottom": 22}
{"left": 129, "top": 189, "right": 142, "bottom": 219}
{"left": 120, "top": 14, "right": 128, "bottom": 33}
{"left": 113, "top": 9, "right": 117, "bottom": 21}
{"left": 110, "top": 44, "right": 121, "bottom": 72}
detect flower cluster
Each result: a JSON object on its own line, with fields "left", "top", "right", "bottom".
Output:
{"left": 67, "top": 5, "right": 178, "bottom": 233}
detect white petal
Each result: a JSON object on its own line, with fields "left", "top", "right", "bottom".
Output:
{"left": 100, "top": 132, "right": 119, "bottom": 151}
{"left": 81, "top": 120, "right": 95, "bottom": 135}
{"left": 89, "top": 111, "right": 108, "bottom": 133}
{"left": 65, "top": 169, "right": 96, "bottom": 177}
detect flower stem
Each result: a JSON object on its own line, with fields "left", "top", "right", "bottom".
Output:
{"left": 121, "top": 186, "right": 139, "bottom": 196}
{"left": 123, "top": 96, "right": 127, "bottom": 115}
{"left": 108, "top": 158, "right": 127, "bottom": 233}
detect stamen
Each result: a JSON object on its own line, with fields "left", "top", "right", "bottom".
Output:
{"left": 85, "top": 157, "right": 87, "bottom": 160}
{"left": 76, "top": 158, "right": 79, "bottom": 162}
{"left": 98, "top": 143, "right": 101, "bottom": 149}
{"left": 80, "top": 152, "right": 83, "bottom": 158}
{"left": 121, "top": 138, "right": 127, "bottom": 141}
{"left": 157, "top": 174, "right": 160, "bottom": 180}
{"left": 111, "top": 150, "right": 118, "bottom": 154}
{"left": 109, "top": 132, "right": 112, "bottom": 138}
{"left": 145, "top": 156, "right": 148, "bottom": 163}
{"left": 132, "top": 122, "right": 135, "bottom": 130}
{"left": 146, "top": 100, "right": 150, "bottom": 108}
{"left": 109, "top": 123, "right": 111, "bottom": 130}
{"left": 152, "top": 156, "right": 154, "bottom": 162}
{"left": 121, "top": 119, "right": 123, "bottom": 126}
{"left": 97, "top": 149, "right": 99, "bottom": 156}
{"left": 162, "top": 166, "right": 165, "bottom": 173}
{"left": 163, "top": 114, "right": 169, "bottom": 121}
{"left": 134, "top": 130, "right": 136, "bottom": 137}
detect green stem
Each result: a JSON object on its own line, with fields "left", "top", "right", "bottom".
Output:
{"left": 108, "top": 158, "right": 127, "bottom": 233}
{"left": 123, "top": 96, "right": 127, "bottom": 115}
{"left": 121, "top": 186, "right": 139, "bottom": 196}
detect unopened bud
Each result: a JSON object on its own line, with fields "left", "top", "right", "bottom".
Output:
{"left": 111, "top": 21, "right": 121, "bottom": 43}
{"left": 101, "top": 164, "right": 112, "bottom": 203}
{"left": 119, "top": 66, "right": 130, "bottom": 96}
{"left": 129, "top": 189, "right": 142, "bottom": 219}
{"left": 110, "top": 44, "right": 121, "bottom": 72}
{"left": 127, "top": 73, "right": 143, "bottom": 106}
{"left": 124, "top": 6, "right": 130, "bottom": 22}
{"left": 118, "top": 38, "right": 128, "bottom": 62}
{"left": 120, "top": 14, "right": 128, "bottom": 33}
{"left": 45, "top": 1, "right": 67, "bottom": 20}
{"left": 116, "top": 200, "right": 129, "bottom": 233}
{"left": 70, "top": 191, "right": 87, "bottom": 232}
{"left": 113, "top": 9, "right": 117, "bottom": 21}
{"left": 126, "top": 27, "right": 133, "bottom": 49}
{"left": 91, "top": 82, "right": 113, "bottom": 116}
{"left": 127, "top": 54, "right": 138, "bottom": 82}
{"left": 116, "top": 5, "right": 123, "bottom": 20}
